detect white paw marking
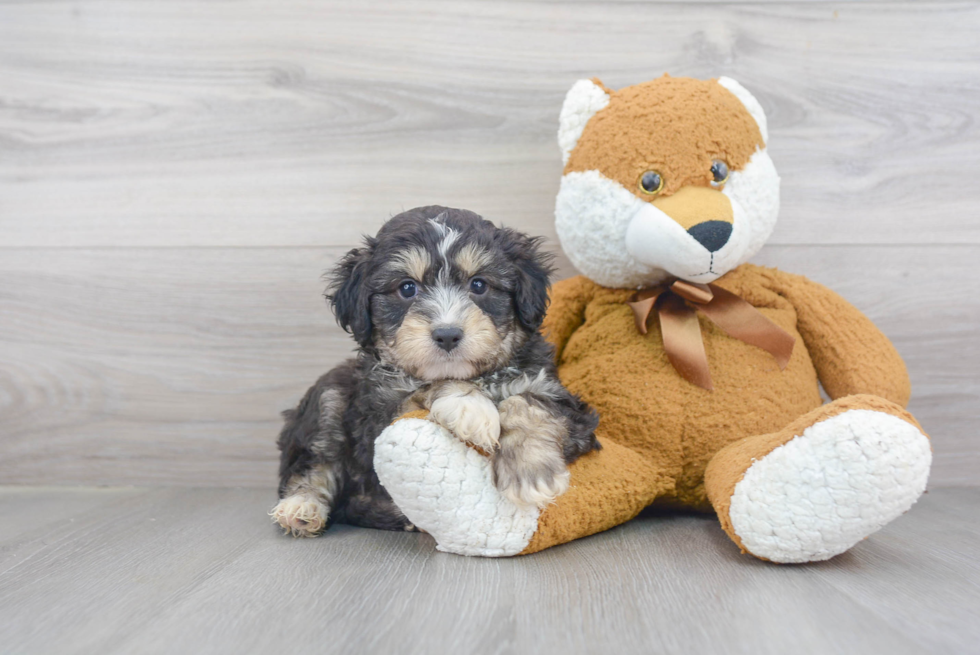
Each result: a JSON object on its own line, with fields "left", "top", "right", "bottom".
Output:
{"left": 374, "top": 418, "right": 539, "bottom": 557}
{"left": 270, "top": 493, "right": 328, "bottom": 538}
{"left": 729, "top": 409, "right": 932, "bottom": 563}
{"left": 429, "top": 392, "right": 501, "bottom": 452}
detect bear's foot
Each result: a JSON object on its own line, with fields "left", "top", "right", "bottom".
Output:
{"left": 707, "top": 396, "right": 932, "bottom": 563}
{"left": 374, "top": 418, "right": 541, "bottom": 557}
{"left": 376, "top": 414, "right": 672, "bottom": 557}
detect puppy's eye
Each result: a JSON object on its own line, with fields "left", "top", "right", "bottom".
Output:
{"left": 710, "top": 160, "right": 730, "bottom": 187}
{"left": 398, "top": 280, "right": 417, "bottom": 299}
{"left": 469, "top": 278, "right": 488, "bottom": 295}
{"left": 639, "top": 171, "right": 664, "bottom": 195}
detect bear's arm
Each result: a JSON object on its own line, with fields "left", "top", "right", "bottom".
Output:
{"left": 769, "top": 269, "right": 911, "bottom": 407}
{"left": 541, "top": 275, "right": 598, "bottom": 361}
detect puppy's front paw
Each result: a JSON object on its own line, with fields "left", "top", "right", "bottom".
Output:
{"left": 270, "top": 493, "right": 328, "bottom": 538}
{"left": 493, "top": 454, "right": 570, "bottom": 509}
{"left": 429, "top": 391, "right": 501, "bottom": 452}
{"left": 492, "top": 395, "right": 571, "bottom": 508}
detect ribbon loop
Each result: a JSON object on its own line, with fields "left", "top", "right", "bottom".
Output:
{"left": 670, "top": 280, "right": 713, "bottom": 305}
{"left": 628, "top": 293, "right": 660, "bottom": 335}
{"left": 628, "top": 279, "right": 796, "bottom": 390}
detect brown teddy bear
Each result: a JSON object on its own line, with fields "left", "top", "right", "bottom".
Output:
{"left": 374, "top": 75, "right": 932, "bottom": 562}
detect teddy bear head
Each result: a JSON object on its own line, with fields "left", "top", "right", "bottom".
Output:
{"left": 555, "top": 75, "right": 779, "bottom": 289}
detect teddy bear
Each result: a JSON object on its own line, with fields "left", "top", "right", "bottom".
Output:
{"left": 372, "top": 74, "right": 932, "bottom": 562}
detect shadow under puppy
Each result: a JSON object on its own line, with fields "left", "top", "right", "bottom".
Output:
{"left": 272, "top": 206, "right": 599, "bottom": 537}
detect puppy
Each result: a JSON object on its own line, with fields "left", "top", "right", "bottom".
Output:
{"left": 272, "top": 206, "right": 599, "bottom": 537}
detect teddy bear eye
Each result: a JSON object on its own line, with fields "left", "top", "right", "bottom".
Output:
{"left": 710, "top": 160, "right": 730, "bottom": 187}
{"left": 398, "top": 280, "right": 418, "bottom": 299}
{"left": 639, "top": 171, "right": 664, "bottom": 195}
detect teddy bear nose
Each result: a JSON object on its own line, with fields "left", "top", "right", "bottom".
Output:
{"left": 431, "top": 327, "right": 464, "bottom": 352}
{"left": 687, "top": 221, "right": 733, "bottom": 253}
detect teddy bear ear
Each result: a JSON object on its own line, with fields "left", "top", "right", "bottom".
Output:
{"left": 558, "top": 78, "right": 611, "bottom": 165}
{"left": 716, "top": 77, "right": 769, "bottom": 145}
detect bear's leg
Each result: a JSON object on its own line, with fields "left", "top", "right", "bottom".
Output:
{"left": 705, "top": 394, "right": 932, "bottom": 563}
{"left": 374, "top": 415, "right": 671, "bottom": 557}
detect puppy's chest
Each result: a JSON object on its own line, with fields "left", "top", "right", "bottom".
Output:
{"left": 473, "top": 367, "right": 545, "bottom": 403}
{"left": 368, "top": 369, "right": 427, "bottom": 411}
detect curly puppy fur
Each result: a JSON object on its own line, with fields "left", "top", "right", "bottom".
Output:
{"left": 273, "top": 206, "right": 599, "bottom": 537}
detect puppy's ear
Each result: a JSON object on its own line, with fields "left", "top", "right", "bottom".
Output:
{"left": 500, "top": 229, "right": 554, "bottom": 332}
{"left": 325, "top": 239, "right": 376, "bottom": 347}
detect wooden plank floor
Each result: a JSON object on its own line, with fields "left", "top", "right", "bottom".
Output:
{"left": 1, "top": 486, "right": 977, "bottom": 655}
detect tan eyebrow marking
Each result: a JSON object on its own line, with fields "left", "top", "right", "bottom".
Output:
{"left": 454, "top": 243, "right": 493, "bottom": 277}
{"left": 389, "top": 246, "right": 431, "bottom": 280}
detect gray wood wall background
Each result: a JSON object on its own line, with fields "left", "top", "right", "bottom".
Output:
{"left": 1, "top": 0, "right": 977, "bottom": 489}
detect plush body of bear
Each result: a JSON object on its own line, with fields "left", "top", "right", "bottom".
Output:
{"left": 374, "top": 75, "right": 931, "bottom": 562}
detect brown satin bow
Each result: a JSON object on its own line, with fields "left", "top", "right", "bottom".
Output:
{"left": 628, "top": 280, "right": 796, "bottom": 391}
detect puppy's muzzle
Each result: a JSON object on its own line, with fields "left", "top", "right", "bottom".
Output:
{"left": 431, "top": 326, "right": 464, "bottom": 352}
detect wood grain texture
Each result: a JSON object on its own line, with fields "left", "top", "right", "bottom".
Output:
{"left": 0, "top": 245, "right": 975, "bottom": 487}
{"left": 0, "top": 1, "right": 977, "bottom": 488}
{"left": 0, "top": 1, "right": 978, "bottom": 248}
{"left": 0, "top": 486, "right": 977, "bottom": 655}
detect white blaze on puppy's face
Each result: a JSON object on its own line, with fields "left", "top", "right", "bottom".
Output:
{"left": 388, "top": 284, "right": 505, "bottom": 381}
{"left": 375, "top": 217, "right": 525, "bottom": 382}
{"left": 555, "top": 75, "right": 779, "bottom": 288}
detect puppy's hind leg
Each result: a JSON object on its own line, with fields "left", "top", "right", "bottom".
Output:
{"left": 339, "top": 489, "right": 418, "bottom": 532}
{"left": 273, "top": 380, "right": 349, "bottom": 538}
{"left": 271, "top": 463, "right": 339, "bottom": 537}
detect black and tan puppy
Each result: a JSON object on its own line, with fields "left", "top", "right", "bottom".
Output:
{"left": 272, "top": 206, "right": 599, "bottom": 537}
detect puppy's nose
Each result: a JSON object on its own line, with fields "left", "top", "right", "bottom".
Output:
{"left": 431, "top": 327, "right": 464, "bottom": 352}
{"left": 687, "top": 220, "right": 733, "bottom": 253}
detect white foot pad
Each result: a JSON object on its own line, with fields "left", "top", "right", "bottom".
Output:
{"left": 374, "top": 419, "right": 539, "bottom": 557}
{"left": 729, "top": 409, "right": 932, "bottom": 563}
